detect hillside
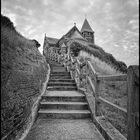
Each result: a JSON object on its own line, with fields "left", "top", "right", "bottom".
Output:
{"left": 79, "top": 51, "right": 122, "bottom": 75}
{"left": 68, "top": 39, "right": 127, "bottom": 73}
{"left": 1, "top": 15, "right": 49, "bottom": 140}
{"left": 78, "top": 50, "right": 127, "bottom": 137}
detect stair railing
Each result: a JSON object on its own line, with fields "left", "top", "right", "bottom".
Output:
{"left": 46, "top": 48, "right": 139, "bottom": 139}
{"left": 62, "top": 53, "right": 139, "bottom": 140}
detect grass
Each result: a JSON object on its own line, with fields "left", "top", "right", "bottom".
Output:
{"left": 99, "top": 80, "right": 127, "bottom": 137}
{"left": 1, "top": 15, "right": 48, "bottom": 139}
{"left": 79, "top": 51, "right": 122, "bottom": 75}
{"left": 78, "top": 51, "right": 127, "bottom": 137}
{"left": 69, "top": 40, "right": 127, "bottom": 73}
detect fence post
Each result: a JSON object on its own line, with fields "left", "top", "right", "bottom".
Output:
{"left": 127, "top": 65, "right": 139, "bottom": 140}
{"left": 57, "top": 53, "right": 59, "bottom": 62}
{"left": 95, "top": 76, "right": 101, "bottom": 116}
{"left": 85, "top": 59, "right": 90, "bottom": 92}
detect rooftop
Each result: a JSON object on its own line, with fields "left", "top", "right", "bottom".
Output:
{"left": 46, "top": 36, "right": 59, "bottom": 45}
{"left": 81, "top": 18, "right": 94, "bottom": 33}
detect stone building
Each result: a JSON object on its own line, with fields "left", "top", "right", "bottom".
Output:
{"left": 43, "top": 18, "right": 95, "bottom": 59}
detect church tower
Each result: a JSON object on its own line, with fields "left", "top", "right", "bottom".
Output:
{"left": 81, "top": 18, "right": 95, "bottom": 43}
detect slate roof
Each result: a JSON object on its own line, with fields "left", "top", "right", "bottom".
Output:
{"left": 46, "top": 37, "right": 59, "bottom": 45}
{"left": 81, "top": 18, "right": 94, "bottom": 33}
{"left": 57, "top": 25, "right": 86, "bottom": 45}
{"left": 64, "top": 26, "right": 84, "bottom": 39}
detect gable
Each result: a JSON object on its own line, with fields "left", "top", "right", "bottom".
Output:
{"left": 46, "top": 37, "right": 59, "bottom": 45}
{"left": 71, "top": 30, "right": 85, "bottom": 39}
{"left": 57, "top": 26, "right": 86, "bottom": 47}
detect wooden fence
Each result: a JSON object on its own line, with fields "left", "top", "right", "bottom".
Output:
{"left": 127, "top": 66, "right": 139, "bottom": 140}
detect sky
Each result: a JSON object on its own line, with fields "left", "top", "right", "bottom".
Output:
{"left": 1, "top": 0, "right": 139, "bottom": 66}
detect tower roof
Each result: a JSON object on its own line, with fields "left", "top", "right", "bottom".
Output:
{"left": 81, "top": 18, "right": 94, "bottom": 33}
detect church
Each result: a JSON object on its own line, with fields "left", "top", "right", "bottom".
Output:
{"left": 43, "top": 18, "right": 95, "bottom": 58}
{"left": 43, "top": 18, "right": 127, "bottom": 73}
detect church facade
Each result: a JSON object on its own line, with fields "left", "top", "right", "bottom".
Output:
{"left": 43, "top": 18, "right": 95, "bottom": 59}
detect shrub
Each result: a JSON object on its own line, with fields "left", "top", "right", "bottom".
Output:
{"left": 68, "top": 40, "right": 127, "bottom": 73}
{"left": 1, "top": 14, "right": 15, "bottom": 30}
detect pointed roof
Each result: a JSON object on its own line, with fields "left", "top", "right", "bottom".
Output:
{"left": 64, "top": 25, "right": 84, "bottom": 39}
{"left": 81, "top": 18, "right": 94, "bottom": 33}
{"left": 57, "top": 25, "right": 87, "bottom": 46}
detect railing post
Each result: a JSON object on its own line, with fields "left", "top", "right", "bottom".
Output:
{"left": 55, "top": 53, "right": 56, "bottom": 61}
{"left": 54, "top": 53, "right": 56, "bottom": 61}
{"left": 70, "top": 56, "right": 76, "bottom": 80}
{"left": 85, "top": 59, "right": 89, "bottom": 92}
{"left": 95, "top": 76, "right": 101, "bottom": 116}
{"left": 127, "top": 65, "right": 139, "bottom": 140}
{"left": 79, "top": 61, "right": 86, "bottom": 89}
{"left": 77, "top": 59, "right": 81, "bottom": 88}
{"left": 57, "top": 54, "right": 60, "bottom": 63}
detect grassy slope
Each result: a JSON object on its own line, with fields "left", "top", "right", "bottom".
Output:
{"left": 69, "top": 40, "right": 127, "bottom": 73}
{"left": 79, "top": 51, "right": 127, "bottom": 137}
{"left": 1, "top": 15, "right": 48, "bottom": 139}
{"left": 79, "top": 51, "right": 122, "bottom": 75}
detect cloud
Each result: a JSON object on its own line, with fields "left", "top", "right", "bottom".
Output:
{"left": 42, "top": 0, "right": 49, "bottom": 6}
{"left": 1, "top": 8, "right": 17, "bottom": 26}
{"left": 1, "top": 0, "right": 139, "bottom": 65}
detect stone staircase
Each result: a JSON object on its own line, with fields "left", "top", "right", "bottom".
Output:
{"left": 38, "top": 60, "right": 91, "bottom": 119}
{"left": 25, "top": 60, "right": 105, "bottom": 140}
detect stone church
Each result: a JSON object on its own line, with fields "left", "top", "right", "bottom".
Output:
{"left": 43, "top": 18, "right": 95, "bottom": 59}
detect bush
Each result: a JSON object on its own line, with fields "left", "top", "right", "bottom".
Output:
{"left": 1, "top": 14, "right": 15, "bottom": 30}
{"left": 68, "top": 40, "right": 127, "bottom": 73}
{"left": 32, "top": 39, "right": 40, "bottom": 48}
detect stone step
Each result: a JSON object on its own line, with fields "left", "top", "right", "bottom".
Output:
{"left": 39, "top": 101, "right": 88, "bottom": 110}
{"left": 51, "top": 68, "right": 65, "bottom": 70}
{"left": 49, "top": 79, "right": 75, "bottom": 83}
{"left": 49, "top": 76, "right": 72, "bottom": 80}
{"left": 50, "top": 74, "right": 71, "bottom": 77}
{"left": 50, "top": 66, "right": 64, "bottom": 68}
{"left": 51, "top": 66, "right": 66, "bottom": 69}
{"left": 51, "top": 69, "right": 66, "bottom": 71}
{"left": 44, "top": 90, "right": 84, "bottom": 96}
{"left": 51, "top": 72, "right": 70, "bottom": 75}
{"left": 41, "top": 96, "right": 86, "bottom": 102}
{"left": 51, "top": 67, "right": 65, "bottom": 70}
{"left": 49, "top": 63, "right": 62, "bottom": 66}
{"left": 49, "top": 62, "right": 63, "bottom": 65}
{"left": 50, "top": 73, "right": 70, "bottom": 75}
{"left": 50, "top": 63, "right": 62, "bottom": 66}
{"left": 38, "top": 109, "right": 91, "bottom": 119}
{"left": 51, "top": 67, "right": 65, "bottom": 69}
{"left": 48, "top": 80, "right": 75, "bottom": 84}
{"left": 47, "top": 86, "right": 77, "bottom": 91}
{"left": 51, "top": 66, "right": 65, "bottom": 68}
{"left": 48, "top": 82, "right": 76, "bottom": 86}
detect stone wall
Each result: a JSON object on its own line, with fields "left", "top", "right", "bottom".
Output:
{"left": 1, "top": 15, "right": 49, "bottom": 140}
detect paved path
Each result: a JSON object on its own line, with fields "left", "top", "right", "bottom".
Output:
{"left": 25, "top": 119, "right": 104, "bottom": 140}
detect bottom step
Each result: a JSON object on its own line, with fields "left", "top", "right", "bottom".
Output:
{"left": 38, "top": 109, "right": 91, "bottom": 119}
{"left": 47, "top": 87, "right": 77, "bottom": 91}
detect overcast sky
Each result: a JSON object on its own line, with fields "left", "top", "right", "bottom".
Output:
{"left": 1, "top": 0, "right": 139, "bottom": 66}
